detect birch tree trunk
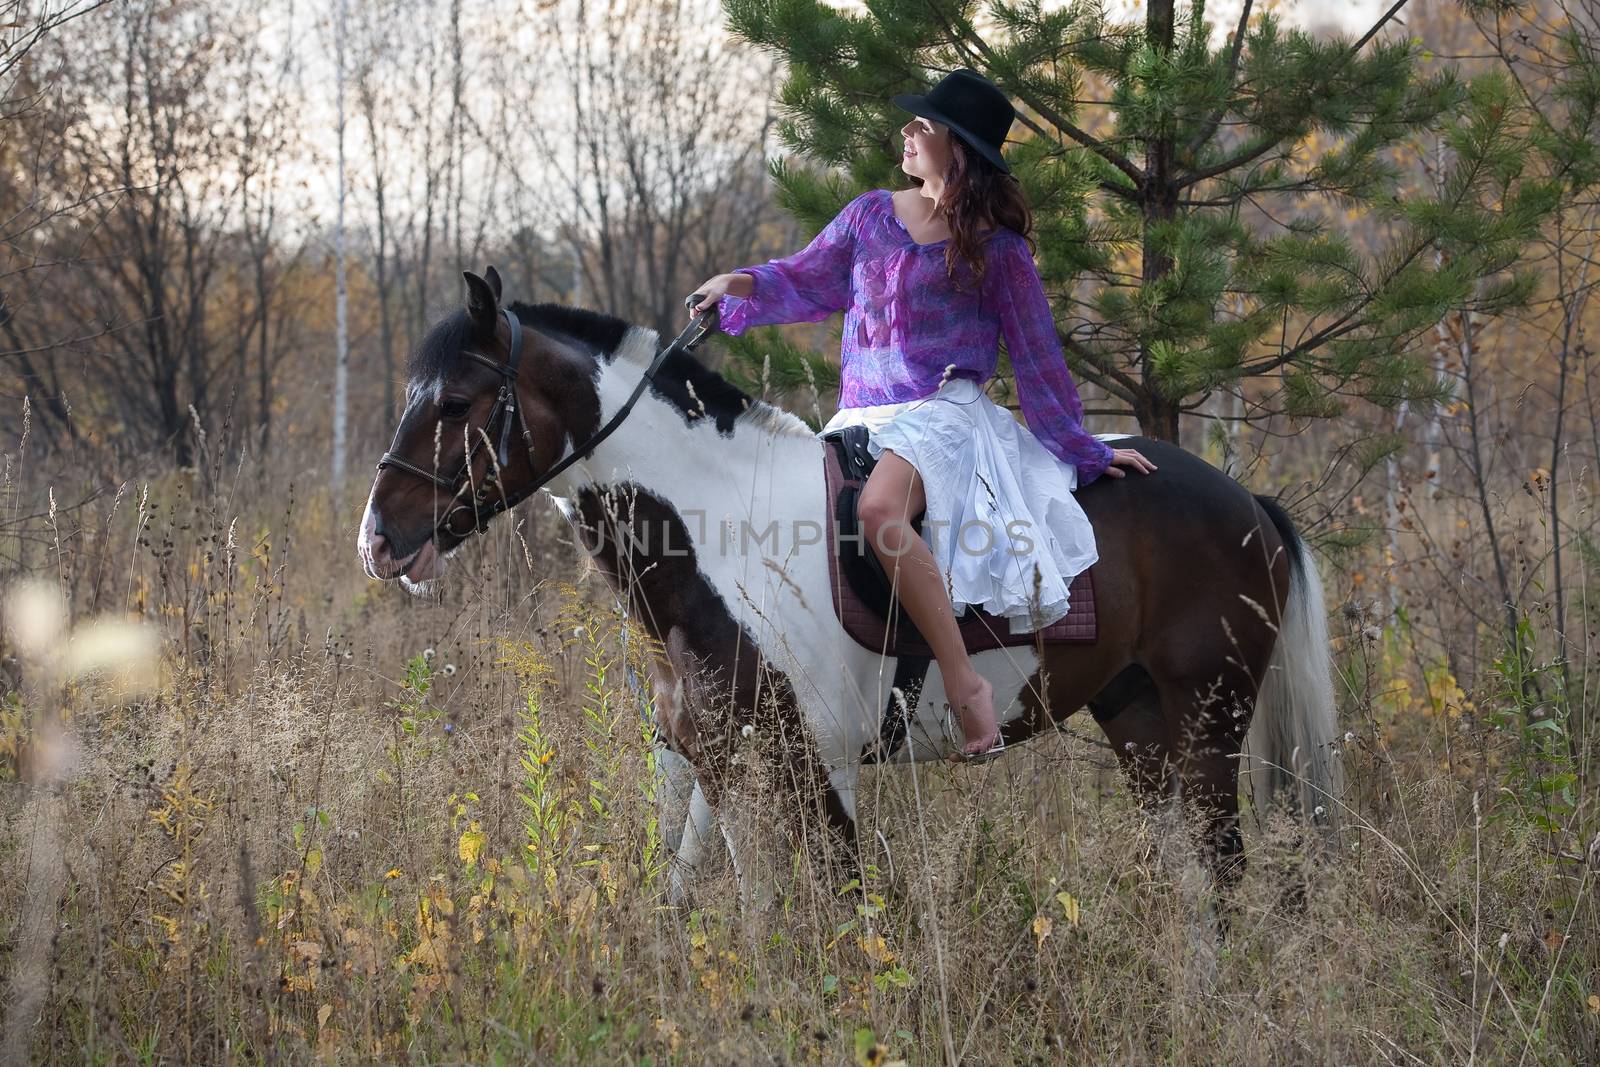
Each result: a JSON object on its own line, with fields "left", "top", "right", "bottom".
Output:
{"left": 331, "top": 0, "right": 350, "bottom": 490}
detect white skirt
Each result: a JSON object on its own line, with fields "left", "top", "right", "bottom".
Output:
{"left": 820, "top": 377, "right": 1103, "bottom": 634}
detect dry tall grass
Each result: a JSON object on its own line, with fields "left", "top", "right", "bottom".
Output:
{"left": 0, "top": 432, "right": 1595, "bottom": 1065}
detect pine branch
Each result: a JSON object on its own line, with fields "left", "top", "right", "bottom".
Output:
{"left": 1010, "top": 108, "right": 1141, "bottom": 200}
{"left": 1061, "top": 332, "right": 1141, "bottom": 397}
{"left": 1178, "top": 0, "right": 1417, "bottom": 191}
{"left": 1179, "top": 0, "right": 1253, "bottom": 161}
{"left": 1240, "top": 223, "right": 1451, "bottom": 380}
{"left": 921, "top": 0, "right": 1146, "bottom": 188}
{"left": 1351, "top": 0, "right": 1414, "bottom": 55}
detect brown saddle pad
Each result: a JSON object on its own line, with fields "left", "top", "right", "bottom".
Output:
{"left": 823, "top": 431, "right": 1098, "bottom": 657}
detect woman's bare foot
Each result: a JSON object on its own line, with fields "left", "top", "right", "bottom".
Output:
{"left": 946, "top": 673, "right": 998, "bottom": 761}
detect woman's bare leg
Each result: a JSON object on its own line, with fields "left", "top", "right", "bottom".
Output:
{"left": 858, "top": 450, "right": 997, "bottom": 758}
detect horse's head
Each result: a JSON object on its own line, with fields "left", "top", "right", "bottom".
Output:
{"left": 357, "top": 267, "right": 599, "bottom": 591}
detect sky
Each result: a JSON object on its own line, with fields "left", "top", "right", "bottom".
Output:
{"left": 827, "top": 0, "right": 1385, "bottom": 37}
{"left": 287, "top": 0, "right": 1398, "bottom": 242}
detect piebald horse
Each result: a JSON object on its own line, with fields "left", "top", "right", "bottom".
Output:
{"left": 357, "top": 269, "right": 1341, "bottom": 904}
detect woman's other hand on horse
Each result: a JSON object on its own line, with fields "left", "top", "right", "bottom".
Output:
{"left": 1103, "top": 447, "right": 1157, "bottom": 478}
{"left": 687, "top": 273, "right": 753, "bottom": 317}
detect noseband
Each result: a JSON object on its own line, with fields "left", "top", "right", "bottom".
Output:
{"left": 377, "top": 302, "right": 718, "bottom": 541}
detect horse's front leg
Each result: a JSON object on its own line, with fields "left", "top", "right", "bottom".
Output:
{"left": 667, "top": 777, "right": 720, "bottom": 907}
{"left": 711, "top": 754, "right": 786, "bottom": 912}
{"left": 656, "top": 742, "right": 696, "bottom": 856}
{"left": 662, "top": 631, "right": 864, "bottom": 910}
{"left": 650, "top": 650, "right": 728, "bottom": 905}
{"left": 656, "top": 743, "right": 786, "bottom": 912}
{"left": 715, "top": 748, "right": 862, "bottom": 911}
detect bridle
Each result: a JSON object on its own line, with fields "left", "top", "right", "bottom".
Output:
{"left": 376, "top": 298, "right": 720, "bottom": 540}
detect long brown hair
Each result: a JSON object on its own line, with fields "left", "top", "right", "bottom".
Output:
{"left": 906, "top": 133, "right": 1034, "bottom": 291}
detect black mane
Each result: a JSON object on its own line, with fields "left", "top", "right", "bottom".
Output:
{"left": 407, "top": 300, "right": 635, "bottom": 382}
{"left": 647, "top": 347, "right": 755, "bottom": 436}
{"left": 409, "top": 300, "right": 766, "bottom": 436}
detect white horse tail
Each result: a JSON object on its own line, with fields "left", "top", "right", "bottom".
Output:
{"left": 1244, "top": 496, "right": 1343, "bottom": 831}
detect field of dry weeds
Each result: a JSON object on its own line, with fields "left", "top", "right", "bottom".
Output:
{"left": 1, "top": 423, "right": 1596, "bottom": 1065}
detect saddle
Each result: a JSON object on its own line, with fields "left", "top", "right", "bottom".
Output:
{"left": 822, "top": 425, "right": 1098, "bottom": 658}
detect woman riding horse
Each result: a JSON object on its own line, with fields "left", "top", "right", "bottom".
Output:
{"left": 356, "top": 76, "right": 1339, "bottom": 905}
{"left": 691, "top": 68, "right": 1156, "bottom": 762}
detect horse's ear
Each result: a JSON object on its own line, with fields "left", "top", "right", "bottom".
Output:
{"left": 484, "top": 265, "right": 503, "bottom": 303}
{"left": 462, "top": 270, "right": 498, "bottom": 334}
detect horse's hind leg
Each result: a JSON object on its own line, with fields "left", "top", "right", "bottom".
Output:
{"left": 1090, "top": 666, "right": 1172, "bottom": 802}
{"left": 1092, "top": 670, "right": 1195, "bottom": 885}
{"left": 1152, "top": 672, "right": 1251, "bottom": 894}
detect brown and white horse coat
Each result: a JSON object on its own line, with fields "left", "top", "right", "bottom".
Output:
{"left": 358, "top": 278, "right": 1341, "bottom": 906}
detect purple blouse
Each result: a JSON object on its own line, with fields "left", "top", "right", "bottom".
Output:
{"left": 716, "top": 187, "right": 1116, "bottom": 485}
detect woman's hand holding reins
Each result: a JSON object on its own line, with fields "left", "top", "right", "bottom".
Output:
{"left": 687, "top": 273, "right": 754, "bottom": 317}
{"left": 1102, "top": 447, "right": 1157, "bottom": 477}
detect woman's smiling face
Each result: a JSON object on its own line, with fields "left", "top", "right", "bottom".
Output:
{"left": 899, "top": 114, "right": 952, "bottom": 181}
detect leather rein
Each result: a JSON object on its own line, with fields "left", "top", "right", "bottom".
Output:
{"left": 376, "top": 299, "right": 720, "bottom": 541}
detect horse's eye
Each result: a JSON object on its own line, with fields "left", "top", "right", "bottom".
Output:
{"left": 439, "top": 397, "right": 473, "bottom": 420}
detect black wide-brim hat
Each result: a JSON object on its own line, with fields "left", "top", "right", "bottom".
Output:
{"left": 892, "top": 67, "right": 1016, "bottom": 175}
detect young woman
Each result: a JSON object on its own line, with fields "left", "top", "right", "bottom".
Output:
{"left": 690, "top": 68, "right": 1155, "bottom": 761}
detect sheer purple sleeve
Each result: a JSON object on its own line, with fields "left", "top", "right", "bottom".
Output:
{"left": 715, "top": 192, "right": 869, "bottom": 335}
{"left": 987, "top": 234, "right": 1116, "bottom": 486}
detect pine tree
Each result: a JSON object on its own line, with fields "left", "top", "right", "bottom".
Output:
{"left": 718, "top": 0, "right": 1561, "bottom": 445}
